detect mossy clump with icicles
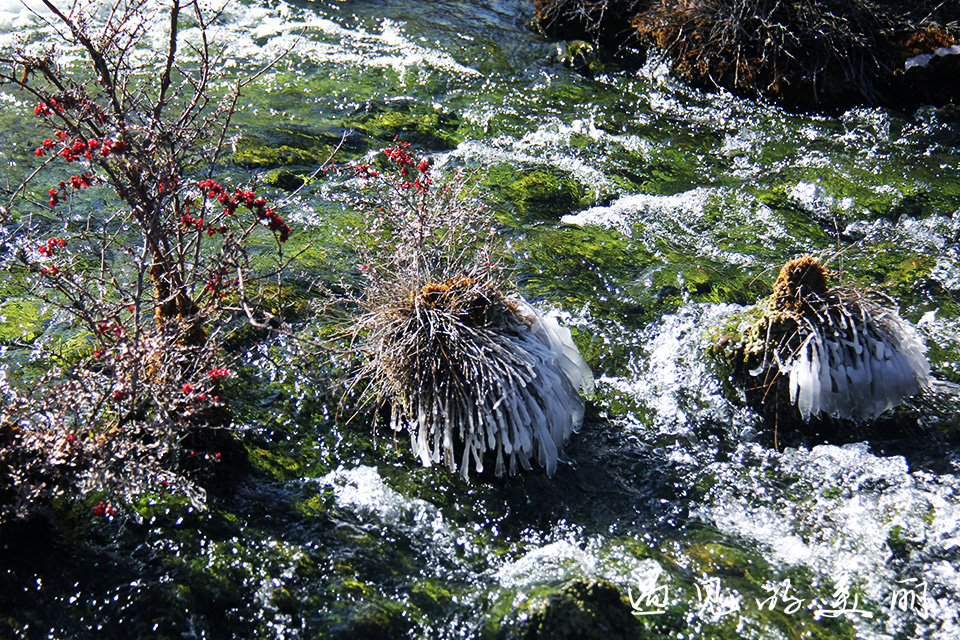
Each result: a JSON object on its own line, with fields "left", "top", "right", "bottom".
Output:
{"left": 715, "top": 255, "right": 931, "bottom": 429}
{"left": 346, "top": 142, "right": 594, "bottom": 480}
{"left": 356, "top": 273, "right": 593, "bottom": 479}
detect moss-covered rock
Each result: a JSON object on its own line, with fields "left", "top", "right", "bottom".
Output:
{"left": 486, "top": 164, "right": 593, "bottom": 221}
{"left": 262, "top": 168, "right": 307, "bottom": 191}
{"left": 504, "top": 578, "right": 642, "bottom": 640}
{"left": 330, "top": 599, "right": 416, "bottom": 640}
{"left": 343, "top": 98, "right": 463, "bottom": 149}
{"left": 232, "top": 125, "right": 356, "bottom": 168}
{"left": 708, "top": 255, "right": 934, "bottom": 445}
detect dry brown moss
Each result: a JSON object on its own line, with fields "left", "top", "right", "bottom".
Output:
{"left": 772, "top": 255, "right": 831, "bottom": 314}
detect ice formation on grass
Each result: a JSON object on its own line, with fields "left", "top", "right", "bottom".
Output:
{"left": 746, "top": 256, "right": 931, "bottom": 422}
{"left": 362, "top": 276, "right": 594, "bottom": 480}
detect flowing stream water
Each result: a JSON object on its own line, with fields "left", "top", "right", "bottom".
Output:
{"left": 1, "top": 0, "right": 960, "bottom": 638}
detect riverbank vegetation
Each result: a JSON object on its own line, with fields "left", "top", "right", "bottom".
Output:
{"left": 0, "top": 0, "right": 291, "bottom": 523}
{"left": 535, "top": 0, "right": 960, "bottom": 109}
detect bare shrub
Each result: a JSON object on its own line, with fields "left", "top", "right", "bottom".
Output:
{"left": 0, "top": 0, "right": 293, "bottom": 522}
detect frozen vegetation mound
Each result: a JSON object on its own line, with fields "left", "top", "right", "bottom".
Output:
{"left": 716, "top": 256, "right": 931, "bottom": 425}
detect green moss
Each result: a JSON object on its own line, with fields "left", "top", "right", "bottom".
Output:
{"left": 232, "top": 125, "right": 349, "bottom": 168}
{"left": 343, "top": 99, "right": 463, "bottom": 149}
{"left": 485, "top": 164, "right": 593, "bottom": 220}
{"left": 555, "top": 40, "right": 610, "bottom": 76}
{"left": 605, "top": 148, "right": 704, "bottom": 196}
{"left": 840, "top": 247, "right": 940, "bottom": 311}
{"left": 502, "top": 578, "right": 641, "bottom": 640}
{"left": 262, "top": 168, "right": 307, "bottom": 191}
{"left": 513, "top": 224, "right": 660, "bottom": 319}
{"left": 234, "top": 141, "right": 335, "bottom": 168}
{"left": 330, "top": 599, "right": 416, "bottom": 640}
{"left": 408, "top": 579, "right": 455, "bottom": 616}
{"left": 822, "top": 486, "right": 843, "bottom": 499}
{"left": 246, "top": 438, "right": 318, "bottom": 481}
{"left": 0, "top": 298, "right": 46, "bottom": 343}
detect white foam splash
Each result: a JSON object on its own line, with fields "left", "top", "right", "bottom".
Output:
{"left": 697, "top": 441, "right": 960, "bottom": 638}
{"left": 562, "top": 188, "right": 790, "bottom": 265}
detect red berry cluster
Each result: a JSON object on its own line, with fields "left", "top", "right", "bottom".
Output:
{"left": 156, "top": 177, "right": 177, "bottom": 194}
{"left": 208, "top": 368, "right": 231, "bottom": 380}
{"left": 39, "top": 135, "right": 127, "bottom": 162}
{"left": 38, "top": 237, "right": 66, "bottom": 278}
{"left": 381, "top": 141, "right": 431, "bottom": 193}
{"left": 204, "top": 273, "right": 235, "bottom": 296}
{"left": 181, "top": 209, "right": 229, "bottom": 237}
{"left": 33, "top": 101, "right": 129, "bottom": 207}
{"left": 34, "top": 95, "right": 108, "bottom": 122}
{"left": 33, "top": 138, "right": 55, "bottom": 157}
{"left": 34, "top": 129, "right": 128, "bottom": 161}
{"left": 92, "top": 501, "right": 115, "bottom": 517}
{"left": 352, "top": 163, "right": 380, "bottom": 179}
{"left": 47, "top": 173, "right": 100, "bottom": 206}
{"left": 197, "top": 179, "right": 290, "bottom": 242}
{"left": 383, "top": 141, "right": 415, "bottom": 172}
{"left": 96, "top": 321, "right": 125, "bottom": 338}
{"left": 37, "top": 236, "right": 67, "bottom": 256}
{"left": 68, "top": 173, "right": 95, "bottom": 188}
{"left": 34, "top": 100, "right": 62, "bottom": 116}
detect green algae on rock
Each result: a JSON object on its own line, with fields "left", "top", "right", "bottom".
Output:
{"left": 485, "top": 164, "right": 594, "bottom": 222}
{"left": 343, "top": 99, "right": 464, "bottom": 150}
{"left": 500, "top": 578, "right": 641, "bottom": 640}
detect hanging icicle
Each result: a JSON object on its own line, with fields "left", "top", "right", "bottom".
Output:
{"left": 359, "top": 274, "right": 594, "bottom": 481}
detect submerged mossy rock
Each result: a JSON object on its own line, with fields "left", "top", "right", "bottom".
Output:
{"left": 233, "top": 125, "right": 362, "bottom": 168}
{"left": 343, "top": 98, "right": 463, "bottom": 150}
{"left": 262, "top": 168, "right": 307, "bottom": 191}
{"left": 331, "top": 600, "right": 415, "bottom": 640}
{"left": 485, "top": 164, "right": 593, "bottom": 220}
{"left": 534, "top": 0, "right": 960, "bottom": 110}
{"left": 502, "top": 578, "right": 642, "bottom": 640}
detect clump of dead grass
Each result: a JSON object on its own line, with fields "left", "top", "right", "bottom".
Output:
{"left": 535, "top": 0, "right": 960, "bottom": 108}
{"left": 346, "top": 144, "right": 593, "bottom": 480}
